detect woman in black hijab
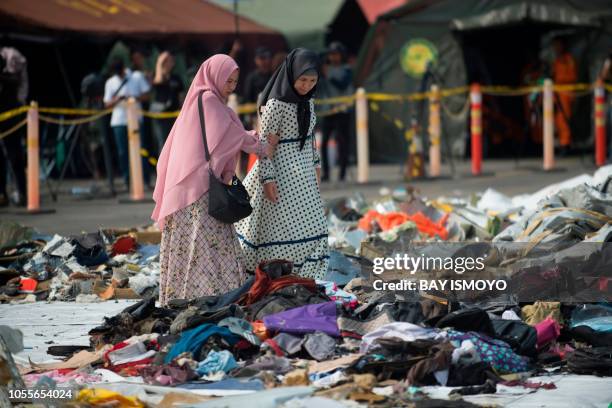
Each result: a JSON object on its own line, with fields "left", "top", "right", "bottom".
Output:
{"left": 236, "top": 48, "right": 329, "bottom": 280}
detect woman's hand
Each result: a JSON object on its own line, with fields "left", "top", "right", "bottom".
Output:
{"left": 263, "top": 181, "right": 279, "bottom": 203}
{"left": 265, "top": 134, "right": 279, "bottom": 158}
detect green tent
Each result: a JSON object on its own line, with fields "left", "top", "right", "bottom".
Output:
{"left": 355, "top": 0, "right": 612, "bottom": 163}
{"left": 210, "top": 0, "right": 344, "bottom": 51}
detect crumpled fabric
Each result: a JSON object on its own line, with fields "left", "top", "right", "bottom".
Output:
{"left": 358, "top": 210, "right": 449, "bottom": 239}
{"left": 303, "top": 331, "right": 337, "bottom": 361}
{"left": 263, "top": 301, "right": 340, "bottom": 337}
{"left": 196, "top": 350, "right": 238, "bottom": 376}
{"left": 491, "top": 319, "right": 537, "bottom": 357}
{"left": 235, "top": 355, "right": 294, "bottom": 376}
{"left": 70, "top": 232, "right": 109, "bottom": 266}
{"left": 316, "top": 280, "right": 358, "bottom": 308}
{"left": 241, "top": 260, "right": 318, "bottom": 306}
{"left": 406, "top": 341, "right": 454, "bottom": 386}
{"left": 170, "top": 304, "right": 245, "bottom": 335}
{"left": 522, "top": 302, "right": 563, "bottom": 326}
{"left": 24, "top": 370, "right": 102, "bottom": 387}
{"left": 77, "top": 389, "right": 144, "bottom": 408}
{"left": 435, "top": 308, "right": 495, "bottom": 337}
{"left": 112, "top": 235, "right": 137, "bottom": 256}
{"left": 271, "top": 333, "right": 305, "bottom": 355}
{"left": 164, "top": 324, "right": 240, "bottom": 363}
{"left": 567, "top": 346, "right": 612, "bottom": 376}
{"left": 246, "top": 285, "right": 329, "bottom": 321}
{"left": 534, "top": 316, "right": 561, "bottom": 348}
{"left": 338, "top": 310, "right": 395, "bottom": 336}
{"left": 218, "top": 317, "right": 262, "bottom": 345}
{"left": 360, "top": 322, "right": 446, "bottom": 354}
{"left": 140, "top": 362, "right": 198, "bottom": 386}
{"left": 451, "top": 340, "right": 481, "bottom": 366}
{"left": 447, "top": 330, "right": 530, "bottom": 373}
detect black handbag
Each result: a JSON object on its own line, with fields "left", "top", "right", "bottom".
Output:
{"left": 198, "top": 90, "right": 252, "bottom": 224}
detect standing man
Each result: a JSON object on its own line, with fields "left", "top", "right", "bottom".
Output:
{"left": 552, "top": 38, "right": 577, "bottom": 155}
{"left": 244, "top": 47, "right": 273, "bottom": 106}
{"left": 151, "top": 51, "right": 184, "bottom": 154}
{"left": 321, "top": 41, "right": 354, "bottom": 182}
{"left": 0, "top": 47, "right": 28, "bottom": 207}
{"left": 130, "top": 49, "right": 153, "bottom": 187}
{"left": 241, "top": 47, "right": 274, "bottom": 173}
{"left": 103, "top": 58, "right": 150, "bottom": 191}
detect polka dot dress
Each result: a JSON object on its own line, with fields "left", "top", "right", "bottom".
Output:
{"left": 235, "top": 98, "right": 329, "bottom": 279}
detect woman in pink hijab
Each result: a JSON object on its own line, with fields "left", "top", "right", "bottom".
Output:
{"left": 152, "top": 54, "right": 277, "bottom": 305}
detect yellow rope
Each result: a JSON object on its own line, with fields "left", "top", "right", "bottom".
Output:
{"left": 0, "top": 82, "right": 604, "bottom": 124}
{"left": 38, "top": 107, "right": 113, "bottom": 116}
{"left": 0, "top": 106, "right": 28, "bottom": 123}
{"left": 38, "top": 110, "right": 111, "bottom": 125}
{"left": 141, "top": 110, "right": 180, "bottom": 119}
{"left": 0, "top": 118, "right": 28, "bottom": 140}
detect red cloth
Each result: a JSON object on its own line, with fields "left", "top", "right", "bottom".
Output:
{"left": 111, "top": 235, "right": 137, "bottom": 255}
{"left": 240, "top": 260, "right": 317, "bottom": 305}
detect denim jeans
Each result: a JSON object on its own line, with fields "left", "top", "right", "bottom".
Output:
{"left": 112, "top": 125, "right": 150, "bottom": 188}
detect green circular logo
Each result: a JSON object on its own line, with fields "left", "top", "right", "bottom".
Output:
{"left": 400, "top": 39, "right": 438, "bottom": 78}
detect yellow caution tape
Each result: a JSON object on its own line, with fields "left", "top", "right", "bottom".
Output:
{"left": 0, "top": 118, "right": 28, "bottom": 140}
{"left": 38, "top": 110, "right": 111, "bottom": 125}
{"left": 141, "top": 110, "right": 180, "bottom": 119}
{"left": 315, "top": 95, "right": 356, "bottom": 105}
{"left": 0, "top": 82, "right": 604, "bottom": 125}
{"left": 0, "top": 106, "right": 28, "bottom": 123}
{"left": 38, "top": 107, "right": 113, "bottom": 116}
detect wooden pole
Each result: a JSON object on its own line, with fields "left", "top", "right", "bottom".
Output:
{"left": 355, "top": 88, "right": 369, "bottom": 183}
{"left": 428, "top": 84, "right": 441, "bottom": 177}
{"left": 26, "top": 101, "right": 40, "bottom": 211}
{"left": 127, "top": 97, "right": 145, "bottom": 200}
{"left": 543, "top": 79, "right": 555, "bottom": 170}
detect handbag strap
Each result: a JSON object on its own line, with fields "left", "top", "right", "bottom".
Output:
{"left": 197, "top": 90, "right": 211, "bottom": 163}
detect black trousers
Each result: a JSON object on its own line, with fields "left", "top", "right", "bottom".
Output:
{"left": 321, "top": 112, "right": 351, "bottom": 181}
{"left": 0, "top": 111, "right": 26, "bottom": 201}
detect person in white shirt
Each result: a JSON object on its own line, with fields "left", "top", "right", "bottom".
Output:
{"left": 103, "top": 58, "right": 151, "bottom": 189}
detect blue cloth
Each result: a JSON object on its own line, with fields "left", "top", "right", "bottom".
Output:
{"left": 196, "top": 350, "right": 238, "bottom": 376}
{"left": 137, "top": 244, "right": 160, "bottom": 264}
{"left": 176, "top": 378, "right": 265, "bottom": 391}
{"left": 165, "top": 324, "right": 240, "bottom": 363}
{"left": 323, "top": 251, "right": 360, "bottom": 286}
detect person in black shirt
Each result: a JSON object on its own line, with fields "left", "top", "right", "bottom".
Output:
{"left": 0, "top": 47, "right": 28, "bottom": 207}
{"left": 151, "top": 51, "right": 184, "bottom": 154}
{"left": 244, "top": 47, "right": 273, "bottom": 105}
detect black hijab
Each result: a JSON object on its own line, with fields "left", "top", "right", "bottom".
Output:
{"left": 258, "top": 48, "right": 319, "bottom": 149}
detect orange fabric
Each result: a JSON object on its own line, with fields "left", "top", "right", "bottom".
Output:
{"left": 252, "top": 320, "right": 270, "bottom": 341}
{"left": 553, "top": 54, "right": 577, "bottom": 84}
{"left": 358, "top": 210, "right": 410, "bottom": 233}
{"left": 555, "top": 93, "right": 573, "bottom": 146}
{"left": 553, "top": 53, "right": 577, "bottom": 147}
{"left": 358, "top": 210, "right": 449, "bottom": 239}
{"left": 247, "top": 153, "right": 258, "bottom": 173}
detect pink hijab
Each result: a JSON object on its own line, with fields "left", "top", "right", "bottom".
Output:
{"left": 152, "top": 54, "right": 249, "bottom": 227}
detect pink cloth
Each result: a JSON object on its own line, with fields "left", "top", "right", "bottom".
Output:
{"left": 152, "top": 54, "right": 263, "bottom": 227}
{"left": 534, "top": 316, "right": 561, "bottom": 348}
